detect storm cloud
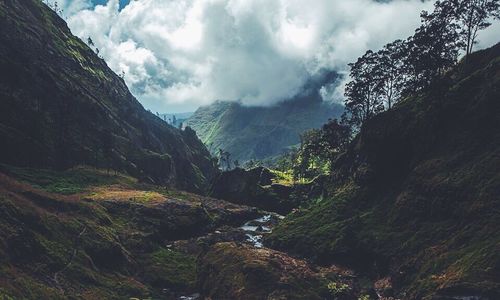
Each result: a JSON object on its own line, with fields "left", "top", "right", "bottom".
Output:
{"left": 64, "top": 0, "right": 499, "bottom": 112}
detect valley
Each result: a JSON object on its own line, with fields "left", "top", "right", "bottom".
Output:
{"left": 0, "top": 0, "right": 499, "bottom": 299}
{"left": 186, "top": 96, "right": 343, "bottom": 165}
{"left": 0, "top": 165, "right": 372, "bottom": 299}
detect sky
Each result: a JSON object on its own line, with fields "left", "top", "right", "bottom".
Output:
{"left": 55, "top": 0, "right": 500, "bottom": 113}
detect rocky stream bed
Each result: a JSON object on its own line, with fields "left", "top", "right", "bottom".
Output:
{"left": 170, "top": 210, "right": 392, "bottom": 300}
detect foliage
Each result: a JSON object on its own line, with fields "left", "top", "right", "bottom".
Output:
{"left": 438, "top": 0, "right": 500, "bottom": 55}
{"left": 342, "top": 0, "right": 500, "bottom": 129}
{"left": 327, "top": 282, "right": 349, "bottom": 295}
{"left": 1, "top": 165, "right": 136, "bottom": 195}
{"left": 186, "top": 98, "right": 344, "bottom": 163}
{"left": 217, "top": 148, "right": 232, "bottom": 171}
{"left": 272, "top": 119, "right": 351, "bottom": 182}
{"left": 267, "top": 44, "right": 500, "bottom": 298}
{"left": 1, "top": 0, "right": 218, "bottom": 193}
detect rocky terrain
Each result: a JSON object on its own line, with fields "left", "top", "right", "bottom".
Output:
{"left": 0, "top": 164, "right": 377, "bottom": 299}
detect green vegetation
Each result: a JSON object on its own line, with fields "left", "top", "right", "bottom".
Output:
{"left": 0, "top": 0, "right": 218, "bottom": 194}
{"left": 270, "top": 118, "right": 350, "bottom": 183}
{"left": 0, "top": 164, "right": 254, "bottom": 298}
{"left": 1, "top": 165, "right": 136, "bottom": 194}
{"left": 197, "top": 242, "right": 334, "bottom": 299}
{"left": 267, "top": 43, "right": 500, "bottom": 298}
{"left": 187, "top": 97, "right": 343, "bottom": 164}
{"left": 327, "top": 282, "right": 349, "bottom": 295}
{"left": 143, "top": 248, "right": 197, "bottom": 290}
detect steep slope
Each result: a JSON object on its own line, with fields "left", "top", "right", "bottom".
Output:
{"left": 186, "top": 90, "right": 343, "bottom": 163}
{"left": 267, "top": 44, "right": 500, "bottom": 299}
{"left": 0, "top": 0, "right": 217, "bottom": 193}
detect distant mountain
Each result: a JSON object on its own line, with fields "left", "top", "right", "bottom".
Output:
{"left": 0, "top": 0, "right": 217, "bottom": 192}
{"left": 158, "top": 112, "right": 194, "bottom": 128}
{"left": 186, "top": 87, "right": 343, "bottom": 163}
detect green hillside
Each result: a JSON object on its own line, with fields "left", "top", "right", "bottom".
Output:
{"left": 0, "top": 0, "right": 217, "bottom": 193}
{"left": 267, "top": 43, "right": 500, "bottom": 299}
{"left": 186, "top": 95, "right": 343, "bottom": 163}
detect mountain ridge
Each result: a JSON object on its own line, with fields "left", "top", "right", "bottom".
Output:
{"left": 187, "top": 95, "right": 344, "bottom": 163}
{"left": 0, "top": 0, "right": 217, "bottom": 192}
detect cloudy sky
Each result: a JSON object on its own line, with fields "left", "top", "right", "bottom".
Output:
{"left": 55, "top": 0, "right": 500, "bottom": 113}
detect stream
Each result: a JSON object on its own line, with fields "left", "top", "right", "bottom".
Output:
{"left": 239, "top": 213, "right": 284, "bottom": 248}
{"left": 177, "top": 212, "right": 284, "bottom": 300}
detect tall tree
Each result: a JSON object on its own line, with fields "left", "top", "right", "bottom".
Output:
{"left": 440, "top": 0, "right": 500, "bottom": 55}
{"left": 404, "top": 6, "right": 461, "bottom": 92}
{"left": 376, "top": 40, "right": 407, "bottom": 109}
{"left": 344, "top": 50, "right": 385, "bottom": 128}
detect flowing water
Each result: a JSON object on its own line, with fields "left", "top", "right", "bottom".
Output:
{"left": 240, "top": 213, "right": 284, "bottom": 248}
{"left": 178, "top": 212, "right": 284, "bottom": 299}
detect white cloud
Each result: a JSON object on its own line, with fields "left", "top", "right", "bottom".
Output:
{"left": 65, "top": 0, "right": 499, "bottom": 112}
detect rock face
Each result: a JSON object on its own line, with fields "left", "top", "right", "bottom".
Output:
{"left": 267, "top": 44, "right": 500, "bottom": 299}
{"left": 0, "top": 0, "right": 217, "bottom": 192}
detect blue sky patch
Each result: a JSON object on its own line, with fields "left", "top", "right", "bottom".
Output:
{"left": 91, "top": 0, "right": 130, "bottom": 10}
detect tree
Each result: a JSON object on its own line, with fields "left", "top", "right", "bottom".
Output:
{"left": 224, "top": 151, "right": 232, "bottom": 170}
{"left": 320, "top": 119, "right": 351, "bottom": 153}
{"left": 404, "top": 6, "right": 461, "bottom": 92}
{"left": 87, "top": 37, "right": 94, "bottom": 47}
{"left": 217, "top": 148, "right": 232, "bottom": 171}
{"left": 438, "top": 0, "right": 500, "bottom": 56}
{"left": 376, "top": 40, "right": 407, "bottom": 109}
{"left": 344, "top": 50, "right": 385, "bottom": 128}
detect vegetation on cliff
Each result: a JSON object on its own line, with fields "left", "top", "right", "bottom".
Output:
{"left": 186, "top": 94, "right": 343, "bottom": 164}
{"left": 267, "top": 43, "right": 500, "bottom": 298}
{"left": 0, "top": 0, "right": 217, "bottom": 193}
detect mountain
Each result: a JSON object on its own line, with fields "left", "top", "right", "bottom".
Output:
{"left": 186, "top": 83, "right": 343, "bottom": 163}
{"left": 267, "top": 43, "right": 500, "bottom": 298}
{"left": 0, "top": 0, "right": 217, "bottom": 193}
{"left": 158, "top": 112, "right": 193, "bottom": 128}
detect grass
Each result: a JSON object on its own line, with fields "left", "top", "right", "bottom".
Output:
{"left": 1, "top": 164, "right": 137, "bottom": 195}
{"left": 270, "top": 170, "right": 294, "bottom": 185}
{"left": 143, "top": 248, "right": 197, "bottom": 290}
{"left": 0, "top": 165, "right": 209, "bottom": 299}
